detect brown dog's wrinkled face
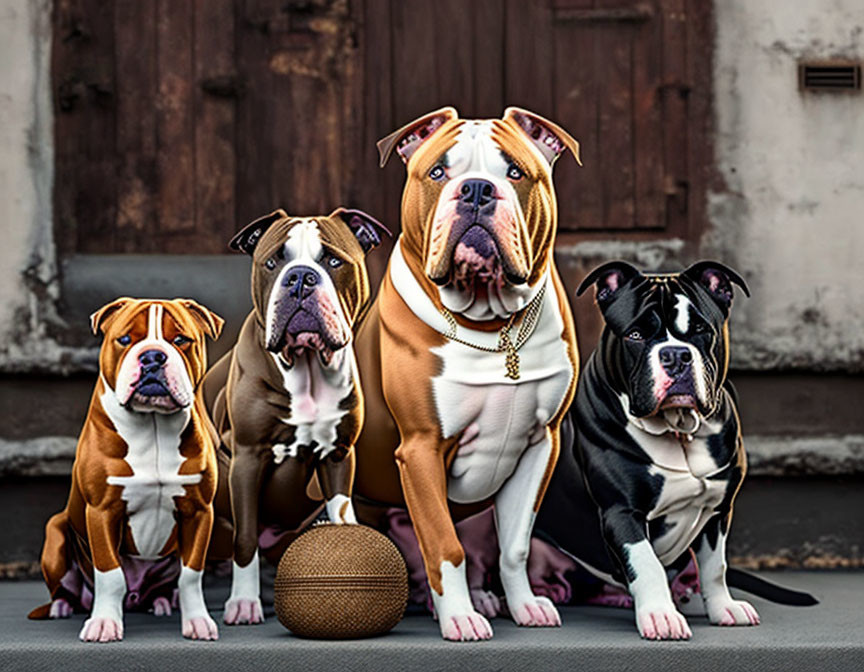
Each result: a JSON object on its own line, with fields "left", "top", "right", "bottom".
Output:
{"left": 91, "top": 298, "right": 224, "bottom": 414}
{"left": 378, "top": 107, "right": 580, "bottom": 321}
{"left": 229, "top": 208, "right": 384, "bottom": 368}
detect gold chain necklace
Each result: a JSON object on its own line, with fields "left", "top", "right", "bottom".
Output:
{"left": 438, "top": 283, "right": 546, "bottom": 380}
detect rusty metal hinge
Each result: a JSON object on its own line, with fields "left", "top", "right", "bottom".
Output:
{"left": 664, "top": 176, "right": 689, "bottom": 214}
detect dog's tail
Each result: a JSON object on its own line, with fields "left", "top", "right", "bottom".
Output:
{"left": 727, "top": 568, "right": 818, "bottom": 606}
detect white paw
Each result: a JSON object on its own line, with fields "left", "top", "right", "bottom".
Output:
{"left": 183, "top": 615, "right": 220, "bottom": 640}
{"left": 707, "top": 599, "right": 760, "bottom": 626}
{"left": 509, "top": 595, "right": 561, "bottom": 627}
{"left": 439, "top": 610, "right": 493, "bottom": 641}
{"left": 635, "top": 603, "right": 692, "bottom": 640}
{"left": 151, "top": 596, "right": 172, "bottom": 617}
{"left": 49, "top": 598, "right": 72, "bottom": 619}
{"left": 223, "top": 597, "right": 264, "bottom": 625}
{"left": 79, "top": 616, "right": 124, "bottom": 642}
{"left": 470, "top": 588, "right": 501, "bottom": 618}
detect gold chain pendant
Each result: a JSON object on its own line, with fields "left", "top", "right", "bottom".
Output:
{"left": 499, "top": 328, "right": 520, "bottom": 380}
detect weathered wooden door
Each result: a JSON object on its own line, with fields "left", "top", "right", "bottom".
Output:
{"left": 53, "top": 0, "right": 707, "bottom": 258}
{"left": 53, "top": 0, "right": 362, "bottom": 255}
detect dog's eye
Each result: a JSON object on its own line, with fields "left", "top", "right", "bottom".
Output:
{"left": 692, "top": 321, "right": 709, "bottom": 334}
{"left": 265, "top": 258, "right": 277, "bottom": 271}
{"left": 327, "top": 255, "right": 344, "bottom": 269}
{"left": 429, "top": 165, "right": 446, "bottom": 181}
{"left": 173, "top": 334, "right": 192, "bottom": 346}
{"left": 507, "top": 163, "right": 524, "bottom": 181}
{"left": 117, "top": 334, "right": 132, "bottom": 346}
{"left": 625, "top": 329, "right": 644, "bottom": 341}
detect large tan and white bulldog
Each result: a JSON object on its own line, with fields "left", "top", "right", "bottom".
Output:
{"left": 202, "top": 208, "right": 383, "bottom": 625}
{"left": 353, "top": 107, "right": 581, "bottom": 641}
{"left": 29, "top": 298, "right": 224, "bottom": 642}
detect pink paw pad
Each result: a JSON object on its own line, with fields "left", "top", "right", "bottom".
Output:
{"left": 441, "top": 613, "right": 493, "bottom": 641}
{"left": 223, "top": 598, "right": 264, "bottom": 625}
{"left": 151, "top": 596, "right": 172, "bottom": 617}
{"left": 183, "top": 616, "right": 219, "bottom": 641}
{"left": 637, "top": 608, "right": 692, "bottom": 641}
{"left": 79, "top": 617, "right": 123, "bottom": 643}
{"left": 49, "top": 598, "right": 72, "bottom": 619}
{"left": 512, "top": 598, "right": 562, "bottom": 627}
{"left": 715, "top": 600, "right": 760, "bottom": 626}
{"left": 470, "top": 589, "right": 501, "bottom": 618}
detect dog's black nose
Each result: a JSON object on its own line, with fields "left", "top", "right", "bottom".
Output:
{"left": 659, "top": 346, "right": 693, "bottom": 377}
{"left": 459, "top": 179, "right": 496, "bottom": 210}
{"left": 139, "top": 349, "right": 167, "bottom": 374}
{"left": 284, "top": 265, "right": 321, "bottom": 299}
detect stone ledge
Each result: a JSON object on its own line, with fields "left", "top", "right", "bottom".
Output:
{"left": 1, "top": 572, "right": 861, "bottom": 671}
{"left": 4, "top": 435, "right": 862, "bottom": 478}
{"left": 746, "top": 434, "right": 864, "bottom": 476}
{"left": 0, "top": 436, "right": 77, "bottom": 477}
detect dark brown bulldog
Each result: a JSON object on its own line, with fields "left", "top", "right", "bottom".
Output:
{"left": 202, "top": 208, "right": 383, "bottom": 625}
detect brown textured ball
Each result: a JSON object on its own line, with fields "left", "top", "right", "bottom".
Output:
{"left": 274, "top": 523, "right": 409, "bottom": 639}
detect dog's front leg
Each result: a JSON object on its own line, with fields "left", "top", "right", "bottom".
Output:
{"left": 494, "top": 426, "right": 561, "bottom": 627}
{"left": 693, "top": 515, "right": 760, "bottom": 627}
{"left": 317, "top": 447, "right": 357, "bottom": 524}
{"left": 396, "top": 433, "right": 493, "bottom": 641}
{"left": 601, "top": 507, "right": 692, "bottom": 640}
{"left": 224, "top": 445, "right": 268, "bottom": 625}
{"left": 79, "top": 503, "right": 126, "bottom": 642}
{"left": 177, "top": 501, "right": 219, "bottom": 640}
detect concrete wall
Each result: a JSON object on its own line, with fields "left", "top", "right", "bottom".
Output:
{"left": 0, "top": 0, "right": 68, "bottom": 372}
{"left": 0, "top": 0, "right": 862, "bottom": 374}
{"left": 706, "top": 0, "right": 864, "bottom": 371}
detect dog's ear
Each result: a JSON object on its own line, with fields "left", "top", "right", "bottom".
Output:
{"left": 377, "top": 107, "right": 459, "bottom": 168}
{"left": 503, "top": 107, "right": 581, "bottom": 166}
{"left": 229, "top": 209, "right": 288, "bottom": 255}
{"left": 330, "top": 208, "right": 391, "bottom": 254}
{"left": 90, "top": 297, "right": 134, "bottom": 336}
{"left": 576, "top": 261, "right": 641, "bottom": 310}
{"left": 682, "top": 261, "right": 750, "bottom": 313}
{"left": 177, "top": 299, "right": 224, "bottom": 340}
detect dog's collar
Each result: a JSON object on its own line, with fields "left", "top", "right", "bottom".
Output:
{"left": 389, "top": 236, "right": 549, "bottom": 355}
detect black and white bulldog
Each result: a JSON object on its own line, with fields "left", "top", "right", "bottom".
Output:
{"left": 541, "top": 260, "right": 758, "bottom": 640}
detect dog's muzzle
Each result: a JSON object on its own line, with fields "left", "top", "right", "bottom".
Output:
{"left": 128, "top": 349, "right": 185, "bottom": 413}
{"left": 267, "top": 265, "right": 348, "bottom": 367}
{"left": 657, "top": 346, "right": 698, "bottom": 411}
{"left": 426, "top": 178, "right": 530, "bottom": 289}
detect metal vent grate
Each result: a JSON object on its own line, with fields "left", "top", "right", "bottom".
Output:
{"left": 799, "top": 63, "right": 861, "bottom": 91}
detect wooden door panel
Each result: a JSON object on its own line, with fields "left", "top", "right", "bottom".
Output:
{"left": 234, "top": 0, "right": 357, "bottom": 226}
{"left": 194, "top": 0, "right": 238, "bottom": 253}
{"left": 53, "top": 0, "right": 118, "bottom": 255}
{"left": 53, "top": 0, "right": 699, "bottom": 255}
{"left": 550, "top": 0, "right": 670, "bottom": 231}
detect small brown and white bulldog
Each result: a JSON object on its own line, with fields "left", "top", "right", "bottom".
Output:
{"left": 202, "top": 207, "right": 383, "bottom": 625}
{"left": 352, "top": 107, "right": 581, "bottom": 640}
{"left": 29, "top": 298, "right": 224, "bottom": 642}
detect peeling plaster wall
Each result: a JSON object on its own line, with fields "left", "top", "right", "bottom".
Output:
{"left": 707, "top": 0, "right": 864, "bottom": 371}
{"left": 0, "top": 0, "right": 70, "bottom": 372}
{"left": 1, "top": 0, "right": 862, "bottom": 376}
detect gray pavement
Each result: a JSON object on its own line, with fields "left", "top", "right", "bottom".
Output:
{"left": 1, "top": 572, "right": 860, "bottom": 671}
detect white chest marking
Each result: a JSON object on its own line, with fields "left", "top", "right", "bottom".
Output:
{"left": 623, "top": 416, "right": 729, "bottom": 565}
{"left": 101, "top": 386, "right": 200, "bottom": 559}
{"left": 390, "top": 240, "right": 573, "bottom": 503}
{"left": 272, "top": 347, "right": 356, "bottom": 461}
